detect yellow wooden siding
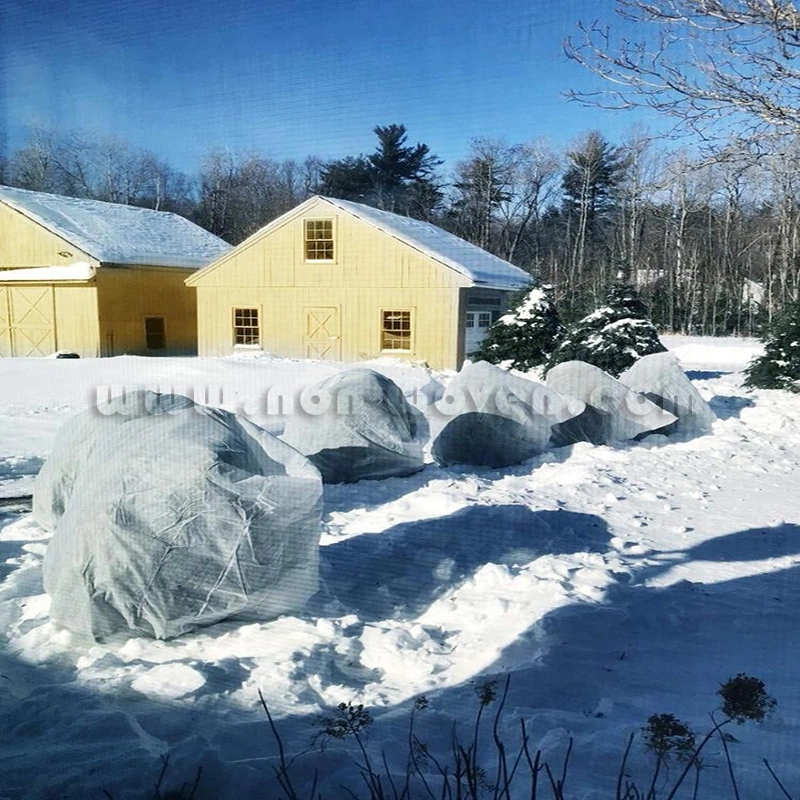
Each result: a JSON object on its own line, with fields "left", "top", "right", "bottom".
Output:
{"left": 0, "top": 283, "right": 100, "bottom": 357}
{"left": 52, "top": 285, "right": 101, "bottom": 356}
{"left": 192, "top": 198, "right": 480, "bottom": 368}
{"left": 196, "top": 286, "right": 461, "bottom": 369}
{"left": 0, "top": 201, "right": 97, "bottom": 268}
{"left": 96, "top": 267, "right": 197, "bottom": 356}
{"left": 191, "top": 198, "right": 471, "bottom": 291}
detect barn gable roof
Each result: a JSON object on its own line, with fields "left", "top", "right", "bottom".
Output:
{"left": 0, "top": 185, "right": 232, "bottom": 269}
{"left": 322, "top": 197, "right": 530, "bottom": 290}
{"left": 187, "top": 195, "right": 531, "bottom": 290}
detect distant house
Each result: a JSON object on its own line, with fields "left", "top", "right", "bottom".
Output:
{"left": 187, "top": 196, "right": 530, "bottom": 370}
{"left": 742, "top": 278, "right": 766, "bottom": 310}
{"left": 0, "top": 186, "right": 231, "bottom": 357}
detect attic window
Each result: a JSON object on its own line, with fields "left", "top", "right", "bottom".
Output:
{"left": 304, "top": 219, "right": 334, "bottom": 261}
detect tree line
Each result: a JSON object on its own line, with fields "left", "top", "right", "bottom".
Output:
{"left": 2, "top": 121, "right": 797, "bottom": 337}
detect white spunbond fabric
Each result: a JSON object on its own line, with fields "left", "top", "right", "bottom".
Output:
{"left": 620, "top": 352, "right": 717, "bottom": 437}
{"left": 431, "top": 360, "right": 585, "bottom": 468}
{"left": 545, "top": 361, "right": 677, "bottom": 446}
{"left": 36, "top": 392, "right": 323, "bottom": 641}
{"left": 281, "top": 369, "right": 426, "bottom": 483}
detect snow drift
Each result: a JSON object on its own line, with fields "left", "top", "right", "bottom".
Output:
{"left": 620, "top": 351, "right": 716, "bottom": 437}
{"left": 545, "top": 361, "right": 677, "bottom": 446}
{"left": 35, "top": 391, "right": 323, "bottom": 640}
{"left": 431, "top": 361, "right": 584, "bottom": 467}
{"left": 281, "top": 369, "right": 426, "bottom": 483}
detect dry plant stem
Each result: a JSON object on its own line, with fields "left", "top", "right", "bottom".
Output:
{"left": 491, "top": 675, "right": 512, "bottom": 800}
{"left": 381, "top": 750, "right": 400, "bottom": 800}
{"left": 718, "top": 725, "right": 741, "bottom": 800}
{"left": 544, "top": 762, "right": 563, "bottom": 800}
{"left": 615, "top": 732, "right": 635, "bottom": 800}
{"left": 519, "top": 719, "right": 542, "bottom": 800}
{"left": 764, "top": 758, "right": 794, "bottom": 800}
{"left": 153, "top": 755, "right": 170, "bottom": 799}
{"left": 259, "top": 689, "right": 319, "bottom": 800}
{"left": 665, "top": 718, "right": 731, "bottom": 800}
{"left": 645, "top": 752, "right": 663, "bottom": 800}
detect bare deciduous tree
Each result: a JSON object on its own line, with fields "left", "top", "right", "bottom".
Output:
{"left": 565, "top": 0, "right": 800, "bottom": 146}
{"left": 448, "top": 138, "right": 559, "bottom": 266}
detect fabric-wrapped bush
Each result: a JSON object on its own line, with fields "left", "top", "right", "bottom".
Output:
{"left": 431, "top": 361, "right": 584, "bottom": 468}
{"left": 620, "top": 352, "right": 716, "bottom": 437}
{"left": 545, "top": 361, "right": 677, "bottom": 446}
{"left": 36, "top": 391, "right": 323, "bottom": 640}
{"left": 281, "top": 368, "right": 426, "bottom": 483}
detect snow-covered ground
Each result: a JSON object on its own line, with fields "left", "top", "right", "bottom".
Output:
{"left": 2, "top": 335, "right": 800, "bottom": 799}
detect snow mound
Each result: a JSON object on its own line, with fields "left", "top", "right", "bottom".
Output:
{"left": 431, "top": 361, "right": 584, "bottom": 467}
{"left": 620, "top": 352, "right": 716, "bottom": 437}
{"left": 36, "top": 391, "right": 323, "bottom": 640}
{"left": 281, "top": 369, "right": 426, "bottom": 483}
{"left": 545, "top": 361, "right": 677, "bottom": 446}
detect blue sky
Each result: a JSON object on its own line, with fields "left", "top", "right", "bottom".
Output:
{"left": 0, "top": 0, "right": 665, "bottom": 174}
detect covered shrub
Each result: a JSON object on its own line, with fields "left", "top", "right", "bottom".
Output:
{"left": 431, "top": 361, "right": 584, "bottom": 468}
{"left": 281, "top": 369, "right": 426, "bottom": 483}
{"left": 36, "top": 392, "right": 323, "bottom": 640}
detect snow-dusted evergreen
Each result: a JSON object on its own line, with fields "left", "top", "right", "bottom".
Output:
{"left": 548, "top": 282, "right": 666, "bottom": 377}
{"left": 471, "top": 283, "right": 564, "bottom": 370}
{"left": 744, "top": 300, "right": 800, "bottom": 391}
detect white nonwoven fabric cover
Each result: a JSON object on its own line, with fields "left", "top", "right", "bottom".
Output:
{"left": 619, "top": 352, "right": 716, "bottom": 437}
{"left": 431, "top": 360, "right": 585, "bottom": 468}
{"left": 281, "top": 369, "right": 426, "bottom": 483}
{"left": 545, "top": 361, "right": 677, "bottom": 446}
{"left": 35, "top": 392, "right": 323, "bottom": 641}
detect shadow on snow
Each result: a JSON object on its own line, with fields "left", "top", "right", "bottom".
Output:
{"left": 2, "top": 508, "right": 800, "bottom": 798}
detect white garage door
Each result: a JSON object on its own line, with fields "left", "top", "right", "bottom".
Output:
{"left": 465, "top": 310, "right": 493, "bottom": 355}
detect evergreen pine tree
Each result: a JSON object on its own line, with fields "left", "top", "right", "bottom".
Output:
{"left": 318, "top": 124, "right": 442, "bottom": 219}
{"left": 547, "top": 282, "right": 666, "bottom": 377}
{"left": 471, "top": 284, "right": 564, "bottom": 371}
{"left": 744, "top": 300, "right": 800, "bottom": 391}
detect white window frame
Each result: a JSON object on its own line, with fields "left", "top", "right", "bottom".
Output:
{"left": 232, "top": 307, "right": 262, "bottom": 348}
{"left": 380, "top": 308, "right": 413, "bottom": 352}
{"left": 304, "top": 218, "right": 335, "bottom": 262}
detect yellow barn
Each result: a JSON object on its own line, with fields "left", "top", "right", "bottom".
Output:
{"left": 187, "top": 196, "right": 530, "bottom": 370}
{"left": 0, "top": 185, "right": 231, "bottom": 357}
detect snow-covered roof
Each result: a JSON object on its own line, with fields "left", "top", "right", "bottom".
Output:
{"left": 0, "top": 185, "right": 232, "bottom": 269}
{"left": 0, "top": 262, "right": 96, "bottom": 282}
{"left": 321, "top": 197, "right": 531, "bottom": 290}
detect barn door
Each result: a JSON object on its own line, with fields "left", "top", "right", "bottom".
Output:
{"left": 303, "top": 306, "right": 340, "bottom": 360}
{"left": 0, "top": 288, "right": 11, "bottom": 357}
{"left": 10, "top": 286, "right": 56, "bottom": 357}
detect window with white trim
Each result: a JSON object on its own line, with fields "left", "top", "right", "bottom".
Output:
{"left": 304, "top": 219, "right": 334, "bottom": 261}
{"left": 466, "top": 311, "right": 493, "bottom": 330}
{"left": 381, "top": 310, "right": 412, "bottom": 351}
{"left": 233, "top": 308, "right": 260, "bottom": 346}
